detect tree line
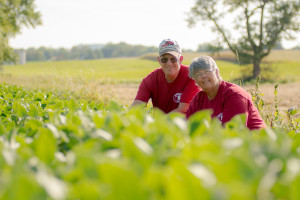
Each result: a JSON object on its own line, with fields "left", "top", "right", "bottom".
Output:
{"left": 16, "top": 40, "right": 299, "bottom": 63}
{"left": 16, "top": 42, "right": 158, "bottom": 62}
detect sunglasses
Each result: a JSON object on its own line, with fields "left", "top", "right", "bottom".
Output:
{"left": 160, "top": 57, "right": 178, "bottom": 63}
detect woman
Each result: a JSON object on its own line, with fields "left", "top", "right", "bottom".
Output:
{"left": 186, "top": 56, "right": 266, "bottom": 130}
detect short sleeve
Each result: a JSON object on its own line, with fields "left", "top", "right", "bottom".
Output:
{"left": 222, "top": 94, "right": 249, "bottom": 123}
{"left": 180, "top": 79, "right": 200, "bottom": 103}
{"left": 134, "top": 77, "right": 152, "bottom": 103}
{"left": 186, "top": 93, "right": 200, "bottom": 119}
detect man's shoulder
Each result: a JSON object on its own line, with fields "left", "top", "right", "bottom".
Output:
{"left": 151, "top": 68, "right": 164, "bottom": 75}
{"left": 178, "top": 64, "right": 190, "bottom": 77}
{"left": 141, "top": 68, "right": 165, "bottom": 86}
{"left": 180, "top": 64, "right": 189, "bottom": 71}
{"left": 145, "top": 68, "right": 163, "bottom": 79}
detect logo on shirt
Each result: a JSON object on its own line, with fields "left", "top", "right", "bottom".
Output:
{"left": 173, "top": 93, "right": 182, "bottom": 103}
{"left": 217, "top": 113, "right": 223, "bottom": 121}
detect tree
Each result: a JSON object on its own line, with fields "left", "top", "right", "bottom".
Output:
{"left": 273, "top": 41, "right": 283, "bottom": 50}
{"left": 0, "top": 0, "right": 41, "bottom": 65}
{"left": 188, "top": 0, "right": 300, "bottom": 78}
{"left": 197, "top": 42, "right": 224, "bottom": 53}
{"left": 26, "top": 47, "right": 44, "bottom": 61}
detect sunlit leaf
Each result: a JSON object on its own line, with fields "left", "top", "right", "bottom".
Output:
{"left": 28, "top": 104, "right": 39, "bottom": 118}
{"left": 34, "top": 129, "right": 57, "bottom": 164}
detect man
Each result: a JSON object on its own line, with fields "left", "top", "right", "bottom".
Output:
{"left": 131, "top": 39, "right": 200, "bottom": 114}
{"left": 186, "top": 56, "right": 266, "bottom": 130}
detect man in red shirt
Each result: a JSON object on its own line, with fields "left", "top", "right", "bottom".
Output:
{"left": 131, "top": 39, "right": 200, "bottom": 114}
{"left": 186, "top": 56, "right": 266, "bottom": 130}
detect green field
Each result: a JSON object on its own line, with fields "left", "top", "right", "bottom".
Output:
{"left": 0, "top": 50, "right": 299, "bottom": 108}
{"left": 0, "top": 83, "right": 299, "bottom": 199}
{"left": 0, "top": 51, "right": 299, "bottom": 199}
{"left": 1, "top": 50, "right": 300, "bottom": 85}
{"left": 1, "top": 58, "right": 157, "bottom": 83}
{"left": 0, "top": 49, "right": 299, "bottom": 110}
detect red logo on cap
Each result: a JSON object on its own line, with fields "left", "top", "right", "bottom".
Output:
{"left": 161, "top": 41, "right": 174, "bottom": 47}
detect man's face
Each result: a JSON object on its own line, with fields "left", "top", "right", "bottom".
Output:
{"left": 158, "top": 53, "right": 182, "bottom": 78}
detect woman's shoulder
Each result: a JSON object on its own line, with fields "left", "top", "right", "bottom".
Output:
{"left": 221, "top": 81, "right": 251, "bottom": 99}
{"left": 193, "top": 89, "right": 207, "bottom": 101}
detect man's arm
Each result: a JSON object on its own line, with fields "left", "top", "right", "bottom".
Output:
{"left": 170, "top": 102, "right": 189, "bottom": 114}
{"left": 130, "top": 100, "right": 147, "bottom": 109}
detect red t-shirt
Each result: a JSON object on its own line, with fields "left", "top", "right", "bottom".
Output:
{"left": 186, "top": 81, "right": 266, "bottom": 130}
{"left": 135, "top": 65, "right": 200, "bottom": 113}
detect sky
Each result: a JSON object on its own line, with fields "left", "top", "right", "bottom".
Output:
{"left": 10, "top": 0, "right": 300, "bottom": 51}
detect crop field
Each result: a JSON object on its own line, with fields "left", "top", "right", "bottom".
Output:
{"left": 0, "top": 56, "right": 246, "bottom": 83}
{"left": 0, "top": 50, "right": 300, "bottom": 199}
{"left": 0, "top": 50, "right": 299, "bottom": 108}
{"left": 0, "top": 83, "right": 299, "bottom": 199}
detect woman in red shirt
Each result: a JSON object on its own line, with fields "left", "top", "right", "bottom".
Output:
{"left": 186, "top": 56, "right": 266, "bottom": 130}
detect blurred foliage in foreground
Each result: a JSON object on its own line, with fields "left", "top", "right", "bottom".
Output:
{"left": 0, "top": 83, "right": 299, "bottom": 200}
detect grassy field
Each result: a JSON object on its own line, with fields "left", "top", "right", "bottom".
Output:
{"left": 2, "top": 50, "right": 300, "bottom": 82}
{"left": 0, "top": 83, "right": 299, "bottom": 199}
{"left": 1, "top": 58, "right": 157, "bottom": 83}
{"left": 1, "top": 51, "right": 299, "bottom": 199}
{"left": 0, "top": 50, "right": 299, "bottom": 106}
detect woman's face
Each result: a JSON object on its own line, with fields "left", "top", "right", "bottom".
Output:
{"left": 193, "top": 68, "right": 220, "bottom": 92}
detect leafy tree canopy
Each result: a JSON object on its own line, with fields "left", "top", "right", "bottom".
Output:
{"left": 188, "top": 0, "right": 300, "bottom": 78}
{"left": 0, "top": 0, "right": 41, "bottom": 65}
